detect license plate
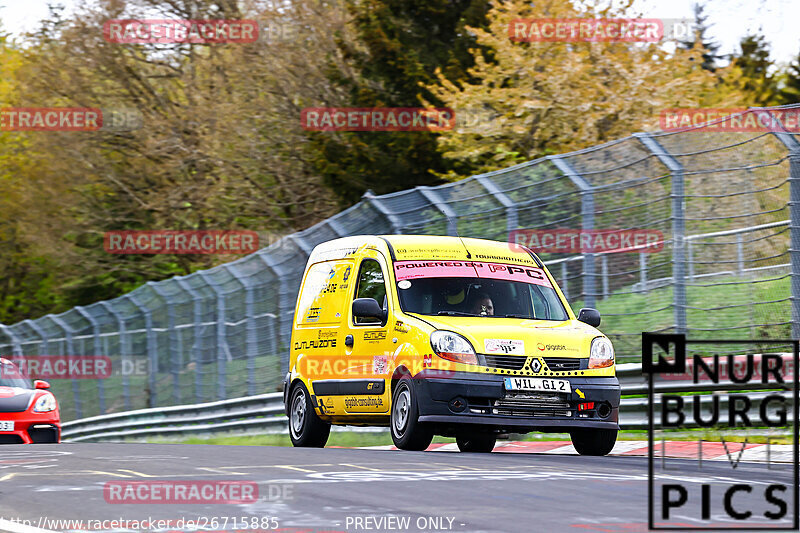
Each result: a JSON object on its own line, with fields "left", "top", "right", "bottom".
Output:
{"left": 504, "top": 377, "right": 571, "bottom": 393}
{"left": 0, "top": 421, "right": 14, "bottom": 432}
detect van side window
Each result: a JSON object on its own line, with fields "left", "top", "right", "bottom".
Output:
{"left": 354, "top": 259, "right": 386, "bottom": 325}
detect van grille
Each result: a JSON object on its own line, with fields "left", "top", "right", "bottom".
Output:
{"left": 482, "top": 354, "right": 527, "bottom": 370}
{"left": 493, "top": 391, "right": 572, "bottom": 417}
{"left": 543, "top": 357, "right": 586, "bottom": 371}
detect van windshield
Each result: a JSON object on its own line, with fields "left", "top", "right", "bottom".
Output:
{"left": 393, "top": 261, "right": 569, "bottom": 321}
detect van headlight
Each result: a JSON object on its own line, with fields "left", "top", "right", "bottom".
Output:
{"left": 589, "top": 337, "right": 614, "bottom": 369}
{"left": 430, "top": 331, "right": 478, "bottom": 365}
{"left": 33, "top": 393, "right": 57, "bottom": 413}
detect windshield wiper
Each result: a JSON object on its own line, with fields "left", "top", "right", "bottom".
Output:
{"left": 437, "top": 311, "right": 480, "bottom": 317}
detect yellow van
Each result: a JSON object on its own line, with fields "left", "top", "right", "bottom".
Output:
{"left": 282, "top": 235, "right": 620, "bottom": 454}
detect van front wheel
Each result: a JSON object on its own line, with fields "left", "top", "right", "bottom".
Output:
{"left": 391, "top": 377, "right": 433, "bottom": 451}
{"left": 289, "top": 383, "right": 331, "bottom": 447}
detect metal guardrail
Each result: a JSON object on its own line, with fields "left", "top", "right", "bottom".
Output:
{"left": 61, "top": 392, "right": 287, "bottom": 442}
{"left": 63, "top": 362, "right": 793, "bottom": 441}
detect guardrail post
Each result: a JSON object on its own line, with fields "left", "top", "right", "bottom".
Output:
{"left": 198, "top": 272, "right": 228, "bottom": 401}
{"left": 326, "top": 217, "right": 348, "bottom": 237}
{"left": 258, "top": 253, "right": 288, "bottom": 372}
{"left": 288, "top": 234, "right": 314, "bottom": 256}
{"left": 224, "top": 265, "right": 257, "bottom": 396}
{"left": 74, "top": 307, "right": 106, "bottom": 415}
{"left": 363, "top": 190, "right": 405, "bottom": 234}
{"left": 475, "top": 175, "right": 519, "bottom": 237}
{"left": 148, "top": 283, "right": 183, "bottom": 405}
{"left": 128, "top": 293, "right": 158, "bottom": 408}
{"left": 635, "top": 133, "right": 687, "bottom": 334}
{"left": 736, "top": 233, "right": 744, "bottom": 275}
{"left": 639, "top": 253, "right": 648, "bottom": 293}
{"left": 0, "top": 324, "right": 23, "bottom": 356}
{"left": 601, "top": 255, "right": 609, "bottom": 299}
{"left": 561, "top": 262, "right": 569, "bottom": 301}
{"left": 687, "top": 239, "right": 695, "bottom": 281}
{"left": 24, "top": 319, "right": 52, "bottom": 395}
{"left": 100, "top": 301, "right": 131, "bottom": 410}
{"left": 771, "top": 126, "right": 800, "bottom": 339}
{"left": 49, "top": 316, "right": 82, "bottom": 419}
{"left": 175, "top": 278, "right": 204, "bottom": 403}
{"left": 417, "top": 186, "right": 458, "bottom": 236}
{"left": 550, "top": 156, "right": 596, "bottom": 309}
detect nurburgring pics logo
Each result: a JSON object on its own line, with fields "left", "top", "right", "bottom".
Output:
{"left": 660, "top": 108, "right": 800, "bottom": 133}
{"left": 103, "top": 20, "right": 259, "bottom": 44}
{"left": 301, "top": 108, "right": 455, "bottom": 132}
{"left": 104, "top": 230, "right": 259, "bottom": 255}
{"left": 643, "top": 333, "right": 799, "bottom": 530}
{"left": 509, "top": 229, "right": 663, "bottom": 254}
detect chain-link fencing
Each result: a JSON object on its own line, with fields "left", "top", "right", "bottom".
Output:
{"left": 1, "top": 105, "right": 799, "bottom": 421}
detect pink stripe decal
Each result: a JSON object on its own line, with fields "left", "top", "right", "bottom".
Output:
{"left": 394, "top": 261, "right": 552, "bottom": 288}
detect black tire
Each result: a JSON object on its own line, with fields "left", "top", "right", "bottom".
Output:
{"left": 390, "top": 377, "right": 433, "bottom": 451}
{"left": 456, "top": 433, "right": 496, "bottom": 453}
{"left": 288, "top": 382, "right": 331, "bottom": 447}
{"left": 570, "top": 428, "right": 618, "bottom": 456}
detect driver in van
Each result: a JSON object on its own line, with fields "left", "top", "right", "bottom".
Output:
{"left": 467, "top": 292, "right": 494, "bottom": 316}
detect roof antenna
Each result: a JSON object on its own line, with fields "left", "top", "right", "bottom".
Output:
{"left": 451, "top": 216, "right": 472, "bottom": 259}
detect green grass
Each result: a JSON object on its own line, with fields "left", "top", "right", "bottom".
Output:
{"left": 570, "top": 273, "right": 791, "bottom": 363}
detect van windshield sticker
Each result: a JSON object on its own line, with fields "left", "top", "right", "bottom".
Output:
{"left": 397, "top": 280, "right": 412, "bottom": 289}
{"left": 393, "top": 261, "right": 552, "bottom": 288}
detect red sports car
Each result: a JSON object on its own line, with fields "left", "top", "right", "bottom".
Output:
{"left": 0, "top": 358, "right": 61, "bottom": 444}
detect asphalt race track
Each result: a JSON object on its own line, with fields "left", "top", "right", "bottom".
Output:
{"left": 0, "top": 443, "right": 795, "bottom": 533}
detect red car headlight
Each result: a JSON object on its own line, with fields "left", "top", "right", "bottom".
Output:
{"left": 32, "top": 393, "right": 57, "bottom": 413}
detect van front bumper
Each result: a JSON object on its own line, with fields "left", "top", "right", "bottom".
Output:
{"left": 411, "top": 370, "right": 620, "bottom": 433}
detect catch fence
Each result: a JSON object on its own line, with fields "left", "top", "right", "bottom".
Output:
{"left": 1, "top": 106, "right": 799, "bottom": 421}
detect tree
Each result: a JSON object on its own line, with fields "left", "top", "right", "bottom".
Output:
{"left": 1, "top": 0, "right": 357, "bottom": 319}
{"left": 427, "top": 0, "right": 740, "bottom": 176}
{"left": 305, "top": 0, "right": 491, "bottom": 204}
{"left": 679, "top": 3, "right": 722, "bottom": 72}
{"left": 730, "top": 34, "right": 781, "bottom": 106}
{"left": 778, "top": 49, "right": 800, "bottom": 105}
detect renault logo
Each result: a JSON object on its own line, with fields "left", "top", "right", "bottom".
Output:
{"left": 530, "top": 358, "right": 542, "bottom": 373}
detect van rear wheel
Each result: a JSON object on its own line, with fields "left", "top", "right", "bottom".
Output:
{"left": 289, "top": 383, "right": 330, "bottom": 447}
{"left": 391, "top": 377, "right": 433, "bottom": 451}
{"left": 456, "top": 433, "right": 496, "bottom": 453}
{"left": 570, "top": 428, "right": 617, "bottom": 456}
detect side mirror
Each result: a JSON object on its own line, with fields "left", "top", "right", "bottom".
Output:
{"left": 577, "top": 308, "right": 601, "bottom": 328}
{"left": 34, "top": 380, "right": 50, "bottom": 390}
{"left": 352, "top": 298, "right": 387, "bottom": 323}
